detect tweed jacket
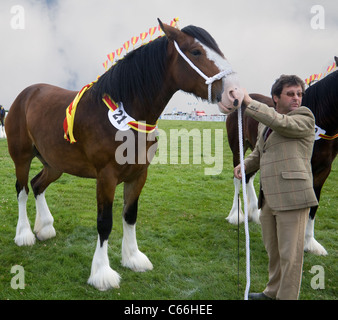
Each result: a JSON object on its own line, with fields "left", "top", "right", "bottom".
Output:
{"left": 244, "top": 100, "right": 318, "bottom": 211}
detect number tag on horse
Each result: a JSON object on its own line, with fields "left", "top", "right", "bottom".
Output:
{"left": 314, "top": 124, "right": 326, "bottom": 140}
{"left": 107, "top": 103, "right": 135, "bottom": 131}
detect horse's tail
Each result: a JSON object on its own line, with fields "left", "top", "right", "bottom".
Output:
{"left": 5, "top": 85, "right": 40, "bottom": 168}
{"left": 6, "top": 86, "right": 30, "bottom": 139}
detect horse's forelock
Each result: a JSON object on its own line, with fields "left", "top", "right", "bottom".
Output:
{"left": 181, "top": 25, "right": 223, "bottom": 57}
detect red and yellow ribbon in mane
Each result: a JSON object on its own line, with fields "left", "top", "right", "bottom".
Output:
{"left": 103, "top": 17, "right": 179, "bottom": 68}
{"left": 63, "top": 83, "right": 157, "bottom": 144}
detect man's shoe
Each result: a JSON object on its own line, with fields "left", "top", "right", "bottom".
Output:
{"left": 248, "top": 292, "right": 274, "bottom": 300}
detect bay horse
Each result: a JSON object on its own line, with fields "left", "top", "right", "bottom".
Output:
{"left": 5, "top": 20, "right": 242, "bottom": 291}
{"left": 226, "top": 58, "right": 338, "bottom": 256}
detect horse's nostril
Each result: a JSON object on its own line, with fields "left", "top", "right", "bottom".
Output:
{"left": 229, "top": 90, "right": 235, "bottom": 100}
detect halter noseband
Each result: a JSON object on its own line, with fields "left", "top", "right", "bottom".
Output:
{"left": 174, "top": 41, "right": 233, "bottom": 103}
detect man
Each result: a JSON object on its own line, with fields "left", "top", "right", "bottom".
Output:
{"left": 234, "top": 75, "right": 318, "bottom": 300}
{"left": 0, "top": 105, "right": 5, "bottom": 118}
{"left": 0, "top": 105, "right": 6, "bottom": 127}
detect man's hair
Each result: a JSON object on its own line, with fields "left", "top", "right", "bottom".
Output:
{"left": 271, "top": 75, "right": 305, "bottom": 105}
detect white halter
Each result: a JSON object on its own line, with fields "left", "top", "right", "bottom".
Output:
{"left": 174, "top": 40, "right": 233, "bottom": 103}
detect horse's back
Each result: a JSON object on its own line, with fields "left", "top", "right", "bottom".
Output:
{"left": 6, "top": 83, "right": 76, "bottom": 134}
{"left": 10, "top": 83, "right": 75, "bottom": 113}
{"left": 6, "top": 84, "right": 77, "bottom": 161}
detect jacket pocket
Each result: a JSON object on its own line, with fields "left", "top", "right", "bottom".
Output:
{"left": 281, "top": 171, "right": 307, "bottom": 180}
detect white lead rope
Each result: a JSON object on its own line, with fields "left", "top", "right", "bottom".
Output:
{"left": 238, "top": 106, "right": 251, "bottom": 300}
{"left": 173, "top": 41, "right": 233, "bottom": 103}
{"left": 174, "top": 39, "right": 250, "bottom": 298}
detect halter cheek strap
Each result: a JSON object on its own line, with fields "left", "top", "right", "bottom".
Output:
{"left": 174, "top": 41, "right": 233, "bottom": 103}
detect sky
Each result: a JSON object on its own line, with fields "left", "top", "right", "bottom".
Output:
{"left": 0, "top": 0, "right": 337, "bottom": 114}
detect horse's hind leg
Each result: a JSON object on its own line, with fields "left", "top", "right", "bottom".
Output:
{"left": 11, "top": 152, "right": 36, "bottom": 246}
{"left": 30, "top": 165, "right": 61, "bottom": 241}
{"left": 121, "top": 171, "right": 153, "bottom": 272}
{"left": 15, "top": 180, "right": 36, "bottom": 246}
{"left": 6, "top": 97, "right": 36, "bottom": 245}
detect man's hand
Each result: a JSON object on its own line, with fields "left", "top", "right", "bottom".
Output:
{"left": 234, "top": 164, "right": 245, "bottom": 180}
{"left": 242, "top": 88, "right": 253, "bottom": 107}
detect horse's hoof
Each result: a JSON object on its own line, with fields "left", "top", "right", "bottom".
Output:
{"left": 35, "top": 225, "right": 56, "bottom": 241}
{"left": 15, "top": 229, "right": 36, "bottom": 246}
{"left": 226, "top": 212, "right": 244, "bottom": 225}
{"left": 122, "top": 250, "right": 153, "bottom": 272}
{"left": 304, "top": 238, "right": 328, "bottom": 256}
{"left": 88, "top": 266, "right": 121, "bottom": 291}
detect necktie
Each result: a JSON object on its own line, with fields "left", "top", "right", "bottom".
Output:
{"left": 264, "top": 127, "right": 272, "bottom": 141}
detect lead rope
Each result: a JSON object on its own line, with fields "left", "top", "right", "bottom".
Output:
{"left": 237, "top": 106, "right": 250, "bottom": 300}
{"left": 173, "top": 39, "right": 248, "bottom": 297}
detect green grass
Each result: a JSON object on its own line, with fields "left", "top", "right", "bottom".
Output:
{"left": 0, "top": 120, "right": 337, "bottom": 300}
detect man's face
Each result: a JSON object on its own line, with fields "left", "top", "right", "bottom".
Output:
{"left": 273, "top": 85, "right": 303, "bottom": 114}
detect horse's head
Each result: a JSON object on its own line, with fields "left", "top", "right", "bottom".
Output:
{"left": 159, "top": 19, "right": 242, "bottom": 114}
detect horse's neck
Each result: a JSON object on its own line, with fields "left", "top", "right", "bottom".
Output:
{"left": 311, "top": 96, "right": 338, "bottom": 135}
{"left": 126, "top": 84, "right": 177, "bottom": 125}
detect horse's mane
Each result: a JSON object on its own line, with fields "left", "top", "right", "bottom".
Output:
{"left": 91, "top": 25, "right": 223, "bottom": 112}
{"left": 91, "top": 35, "right": 169, "bottom": 109}
{"left": 303, "top": 69, "right": 338, "bottom": 133}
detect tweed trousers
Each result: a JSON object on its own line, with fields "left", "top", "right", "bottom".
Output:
{"left": 260, "top": 200, "right": 309, "bottom": 300}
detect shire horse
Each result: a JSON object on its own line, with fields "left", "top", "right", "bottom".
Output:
{"left": 226, "top": 58, "right": 338, "bottom": 256}
{"left": 5, "top": 20, "right": 241, "bottom": 291}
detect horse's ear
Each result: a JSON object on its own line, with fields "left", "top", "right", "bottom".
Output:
{"left": 158, "top": 18, "right": 182, "bottom": 42}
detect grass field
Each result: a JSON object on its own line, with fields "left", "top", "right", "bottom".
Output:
{"left": 0, "top": 120, "right": 337, "bottom": 300}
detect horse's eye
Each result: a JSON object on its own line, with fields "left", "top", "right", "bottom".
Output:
{"left": 190, "top": 49, "right": 202, "bottom": 57}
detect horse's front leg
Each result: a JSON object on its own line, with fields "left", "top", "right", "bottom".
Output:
{"left": 87, "top": 173, "right": 120, "bottom": 291}
{"left": 121, "top": 170, "right": 153, "bottom": 272}
{"left": 226, "top": 177, "right": 244, "bottom": 224}
{"left": 247, "top": 173, "right": 260, "bottom": 224}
